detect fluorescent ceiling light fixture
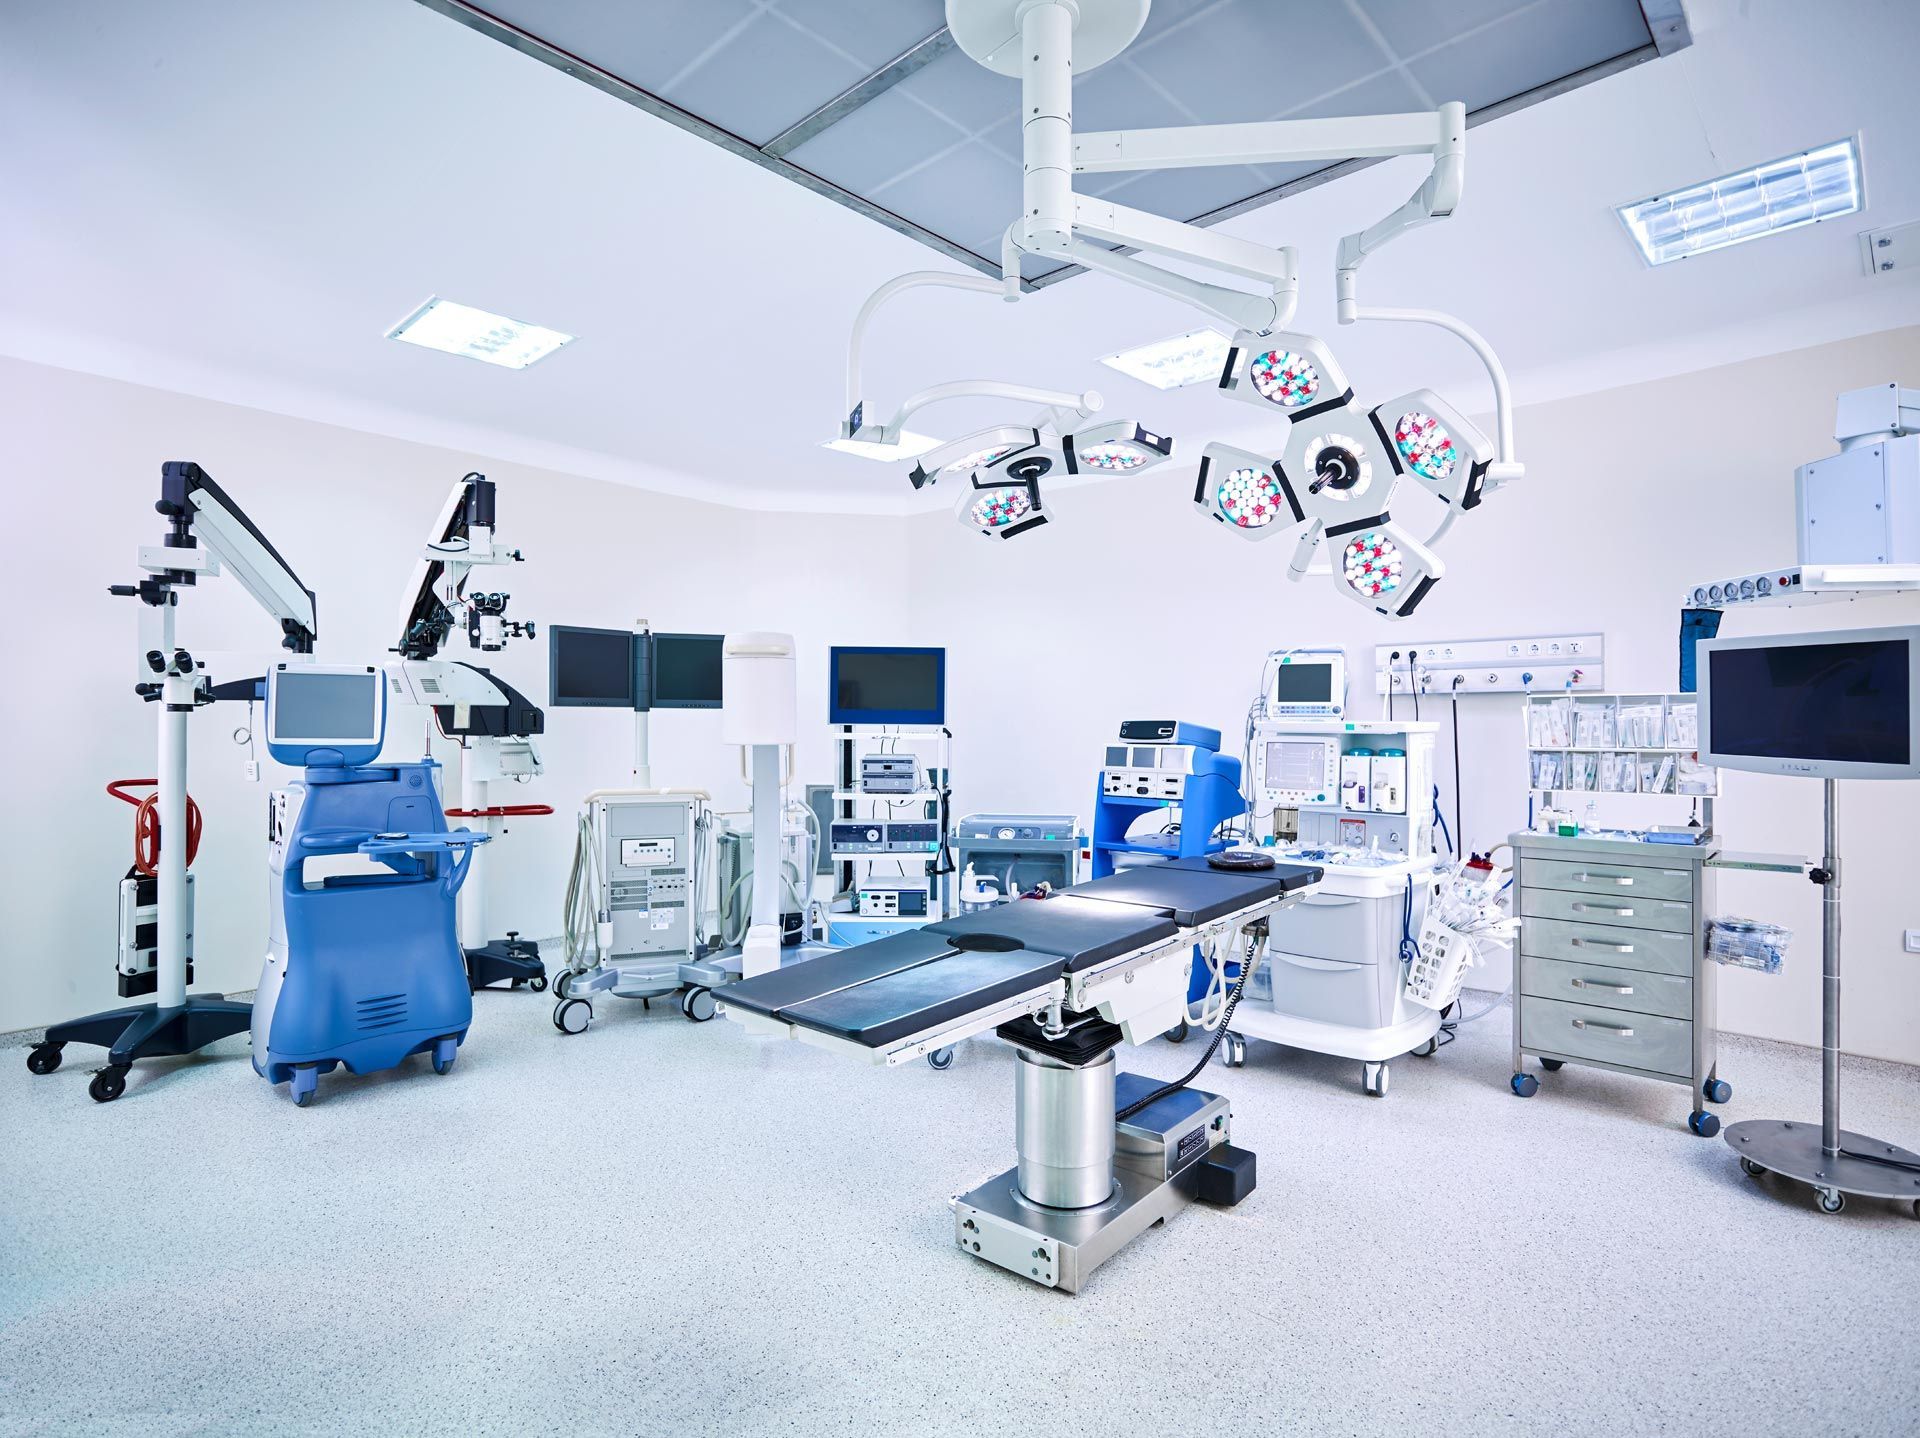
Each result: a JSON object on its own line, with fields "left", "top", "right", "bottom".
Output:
{"left": 1098, "top": 327, "right": 1232, "bottom": 390}
{"left": 385, "top": 296, "right": 574, "bottom": 369}
{"left": 820, "top": 430, "right": 941, "bottom": 461}
{"left": 1616, "top": 137, "right": 1863, "bottom": 266}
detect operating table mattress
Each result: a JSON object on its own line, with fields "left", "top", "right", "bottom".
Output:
{"left": 1065, "top": 855, "right": 1322, "bottom": 925}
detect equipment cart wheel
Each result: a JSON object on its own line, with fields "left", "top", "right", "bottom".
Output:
{"left": 529, "top": 974, "right": 549, "bottom": 993}
{"left": 1702, "top": 1076, "right": 1732, "bottom": 1104}
{"left": 927, "top": 1047, "right": 955, "bottom": 1071}
{"left": 1539, "top": 1058, "right": 1564, "bottom": 1071}
{"left": 554, "top": 971, "right": 576, "bottom": 1000}
{"left": 553, "top": 998, "right": 592, "bottom": 1035}
{"left": 1412, "top": 1036, "right": 1438, "bottom": 1058}
{"left": 1740, "top": 1156, "right": 1766, "bottom": 1178}
{"left": 289, "top": 1064, "right": 320, "bottom": 1107}
{"left": 1687, "top": 1109, "right": 1721, "bottom": 1138}
{"left": 1218, "top": 1031, "right": 1246, "bottom": 1068}
{"left": 26, "top": 1043, "right": 63, "bottom": 1076}
{"left": 1163, "top": 1020, "right": 1189, "bottom": 1044}
{"left": 1815, "top": 1187, "right": 1847, "bottom": 1215}
{"left": 1362, "top": 1061, "right": 1390, "bottom": 1098}
{"left": 681, "top": 987, "right": 718, "bottom": 1023}
{"left": 431, "top": 1038, "right": 458, "bottom": 1075}
{"left": 88, "top": 1065, "right": 128, "bottom": 1104}
{"left": 1510, "top": 1073, "right": 1538, "bottom": 1097}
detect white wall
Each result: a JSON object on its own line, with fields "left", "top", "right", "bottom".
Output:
{"left": 0, "top": 357, "right": 909, "bottom": 1033}
{"left": 905, "top": 326, "right": 1920, "bottom": 1065}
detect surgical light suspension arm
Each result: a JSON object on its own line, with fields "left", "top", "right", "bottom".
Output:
{"left": 880, "top": 378, "right": 1103, "bottom": 439}
{"left": 842, "top": 269, "right": 1020, "bottom": 442}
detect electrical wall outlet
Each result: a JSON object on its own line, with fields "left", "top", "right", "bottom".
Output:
{"left": 1906, "top": 929, "right": 1920, "bottom": 955}
{"left": 1376, "top": 635, "right": 1605, "bottom": 695}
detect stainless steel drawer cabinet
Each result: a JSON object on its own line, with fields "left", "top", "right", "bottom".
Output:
{"left": 1509, "top": 831, "right": 1727, "bottom": 1135}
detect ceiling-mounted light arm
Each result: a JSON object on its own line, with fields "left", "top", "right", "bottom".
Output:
{"left": 1347, "top": 303, "right": 1522, "bottom": 491}
{"left": 882, "top": 379, "right": 1102, "bottom": 438}
{"left": 1331, "top": 100, "right": 1466, "bottom": 294}
{"left": 844, "top": 269, "right": 1012, "bottom": 439}
{"left": 1060, "top": 197, "right": 1300, "bottom": 336}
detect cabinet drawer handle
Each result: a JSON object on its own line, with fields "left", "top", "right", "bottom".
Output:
{"left": 1571, "top": 938, "right": 1635, "bottom": 953}
{"left": 1572, "top": 1018, "right": 1634, "bottom": 1037}
{"left": 1571, "top": 902, "right": 1633, "bottom": 916}
{"left": 1572, "top": 978, "right": 1634, "bottom": 995}
{"left": 1572, "top": 872, "right": 1633, "bottom": 886}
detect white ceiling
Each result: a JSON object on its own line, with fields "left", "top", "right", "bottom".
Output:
{"left": 3, "top": 0, "right": 1917, "bottom": 515}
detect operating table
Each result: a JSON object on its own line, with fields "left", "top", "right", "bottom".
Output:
{"left": 719, "top": 855, "right": 1321, "bottom": 1292}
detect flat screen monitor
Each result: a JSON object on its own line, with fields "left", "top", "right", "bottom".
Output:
{"left": 652, "top": 632, "right": 724, "bottom": 710}
{"left": 269, "top": 666, "right": 384, "bottom": 745}
{"left": 1699, "top": 625, "right": 1920, "bottom": 780}
{"left": 830, "top": 645, "right": 946, "bottom": 726}
{"left": 549, "top": 625, "right": 636, "bottom": 708}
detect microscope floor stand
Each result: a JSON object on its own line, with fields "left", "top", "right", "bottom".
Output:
{"left": 29, "top": 994, "right": 253, "bottom": 1103}
{"left": 465, "top": 936, "right": 547, "bottom": 993}
{"left": 1724, "top": 1120, "right": 1920, "bottom": 1217}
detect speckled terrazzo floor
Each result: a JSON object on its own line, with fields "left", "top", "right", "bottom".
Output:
{"left": 3, "top": 987, "right": 1917, "bottom": 1438}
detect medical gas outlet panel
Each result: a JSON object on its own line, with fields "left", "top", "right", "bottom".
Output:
{"left": 599, "top": 797, "right": 698, "bottom": 961}
{"left": 1373, "top": 635, "right": 1604, "bottom": 696}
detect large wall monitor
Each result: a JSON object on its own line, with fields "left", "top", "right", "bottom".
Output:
{"left": 1699, "top": 625, "right": 1919, "bottom": 780}
{"left": 829, "top": 646, "right": 946, "bottom": 726}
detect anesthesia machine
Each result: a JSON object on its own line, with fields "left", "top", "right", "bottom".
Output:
{"left": 251, "top": 663, "right": 488, "bottom": 1106}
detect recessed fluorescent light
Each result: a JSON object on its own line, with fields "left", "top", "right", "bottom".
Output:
{"left": 1616, "top": 137, "right": 1863, "bottom": 267}
{"left": 385, "top": 296, "right": 574, "bottom": 369}
{"left": 820, "top": 430, "right": 941, "bottom": 461}
{"left": 1099, "top": 327, "right": 1232, "bottom": 389}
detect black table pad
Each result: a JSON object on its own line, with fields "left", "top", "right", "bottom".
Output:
{"left": 780, "top": 948, "right": 1065, "bottom": 1048}
{"left": 719, "top": 929, "right": 956, "bottom": 1020}
{"left": 928, "top": 895, "right": 1180, "bottom": 972}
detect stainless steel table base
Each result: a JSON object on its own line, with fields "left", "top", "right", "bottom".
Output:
{"left": 954, "top": 1157, "right": 1198, "bottom": 1293}
{"left": 1725, "top": 1119, "right": 1920, "bottom": 1214}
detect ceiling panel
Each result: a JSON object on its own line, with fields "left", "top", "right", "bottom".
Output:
{"left": 419, "top": 0, "right": 1666, "bottom": 277}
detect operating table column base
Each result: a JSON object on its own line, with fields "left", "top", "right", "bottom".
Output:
{"left": 952, "top": 1066, "right": 1248, "bottom": 1293}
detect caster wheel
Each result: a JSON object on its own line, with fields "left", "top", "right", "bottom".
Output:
{"left": 927, "top": 1047, "right": 955, "bottom": 1071}
{"left": 1362, "top": 1061, "right": 1390, "bottom": 1098}
{"left": 88, "top": 1066, "right": 128, "bottom": 1103}
{"left": 1740, "top": 1156, "right": 1766, "bottom": 1178}
{"left": 1911, "top": 1199, "right": 1920, "bottom": 1222}
{"left": 1412, "top": 1036, "right": 1437, "bottom": 1058}
{"left": 554, "top": 971, "right": 575, "bottom": 1000}
{"left": 1218, "top": 1033, "right": 1246, "bottom": 1069}
{"left": 1687, "top": 1110, "right": 1721, "bottom": 1138}
{"left": 529, "top": 974, "right": 549, "bottom": 993}
{"left": 1702, "top": 1077, "right": 1732, "bottom": 1104}
{"left": 510, "top": 977, "right": 524, "bottom": 990}
{"left": 681, "top": 987, "right": 717, "bottom": 1023}
{"left": 26, "top": 1043, "right": 63, "bottom": 1076}
{"left": 289, "top": 1065, "right": 320, "bottom": 1107}
{"left": 1815, "top": 1188, "right": 1847, "bottom": 1215}
{"left": 1539, "top": 1058, "right": 1565, "bottom": 1072}
{"left": 1510, "top": 1073, "right": 1538, "bottom": 1098}
{"left": 1163, "top": 1020, "right": 1189, "bottom": 1045}
{"left": 553, "top": 997, "right": 592, "bottom": 1035}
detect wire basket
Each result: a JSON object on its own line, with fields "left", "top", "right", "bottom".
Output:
{"left": 1406, "top": 913, "right": 1480, "bottom": 1011}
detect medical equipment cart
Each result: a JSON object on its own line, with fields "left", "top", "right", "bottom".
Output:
{"left": 830, "top": 723, "right": 954, "bottom": 931}
{"left": 1508, "top": 831, "right": 1731, "bottom": 1135}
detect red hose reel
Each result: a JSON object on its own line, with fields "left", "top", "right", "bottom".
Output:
{"left": 443, "top": 803, "right": 554, "bottom": 819}
{"left": 107, "top": 779, "right": 203, "bottom": 877}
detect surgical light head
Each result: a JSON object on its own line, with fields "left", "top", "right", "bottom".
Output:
{"left": 1369, "top": 389, "right": 1494, "bottom": 512}
{"left": 1218, "top": 332, "right": 1350, "bottom": 419}
{"left": 1332, "top": 521, "right": 1444, "bottom": 618}
{"left": 1064, "top": 420, "right": 1174, "bottom": 476}
{"left": 959, "top": 451, "right": 1051, "bottom": 540}
{"left": 1194, "top": 444, "right": 1297, "bottom": 538}
{"left": 909, "top": 425, "right": 1042, "bottom": 491}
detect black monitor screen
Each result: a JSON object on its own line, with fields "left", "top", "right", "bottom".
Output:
{"left": 272, "top": 669, "right": 380, "bottom": 742}
{"left": 1274, "top": 662, "right": 1333, "bottom": 703}
{"left": 549, "top": 625, "right": 635, "bottom": 708}
{"left": 1707, "top": 638, "right": 1910, "bottom": 766}
{"left": 652, "top": 633, "right": 724, "bottom": 709}
{"left": 831, "top": 647, "right": 945, "bottom": 725}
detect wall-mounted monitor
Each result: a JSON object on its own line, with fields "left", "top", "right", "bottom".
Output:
{"left": 651, "top": 632, "right": 724, "bottom": 710}
{"left": 829, "top": 645, "right": 946, "bottom": 726}
{"left": 1699, "top": 625, "right": 1920, "bottom": 781}
{"left": 548, "top": 624, "right": 637, "bottom": 708}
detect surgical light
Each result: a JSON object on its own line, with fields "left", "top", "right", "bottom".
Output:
{"left": 908, "top": 426, "right": 1044, "bottom": 491}
{"left": 1342, "top": 530, "right": 1403, "bottom": 598}
{"left": 1220, "top": 331, "right": 1350, "bottom": 419}
{"left": 1194, "top": 443, "right": 1297, "bottom": 541}
{"left": 1369, "top": 389, "right": 1493, "bottom": 511}
{"left": 1250, "top": 349, "right": 1320, "bottom": 407}
{"left": 1066, "top": 420, "right": 1175, "bottom": 476}
{"left": 385, "top": 296, "right": 573, "bottom": 370}
{"left": 1097, "top": 327, "right": 1233, "bottom": 390}
{"left": 958, "top": 453, "right": 1051, "bottom": 540}
{"left": 820, "top": 430, "right": 942, "bottom": 462}
{"left": 1615, "top": 137, "right": 1862, "bottom": 267}
{"left": 1331, "top": 520, "right": 1445, "bottom": 618}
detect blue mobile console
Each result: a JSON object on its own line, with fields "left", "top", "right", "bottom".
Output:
{"left": 251, "top": 664, "right": 489, "bottom": 1106}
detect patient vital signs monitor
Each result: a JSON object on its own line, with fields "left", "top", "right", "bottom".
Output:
{"left": 1699, "top": 625, "right": 1919, "bottom": 779}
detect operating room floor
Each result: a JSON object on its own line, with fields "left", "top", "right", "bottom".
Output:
{"left": 3, "top": 991, "right": 1917, "bottom": 1438}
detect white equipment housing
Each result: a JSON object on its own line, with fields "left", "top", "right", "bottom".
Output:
{"left": 724, "top": 632, "right": 798, "bottom": 979}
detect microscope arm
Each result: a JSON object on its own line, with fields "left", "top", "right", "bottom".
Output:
{"left": 154, "top": 461, "right": 318, "bottom": 652}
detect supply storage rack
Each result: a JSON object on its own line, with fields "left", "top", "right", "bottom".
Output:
{"left": 833, "top": 725, "right": 954, "bottom": 923}
{"left": 1524, "top": 691, "right": 1719, "bottom": 809}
